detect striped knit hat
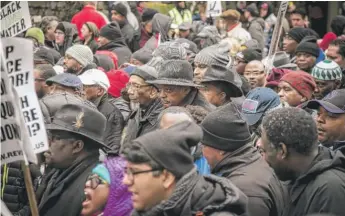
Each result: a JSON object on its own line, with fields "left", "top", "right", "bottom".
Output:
{"left": 311, "top": 60, "right": 343, "bottom": 81}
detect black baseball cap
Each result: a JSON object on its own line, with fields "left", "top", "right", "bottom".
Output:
{"left": 306, "top": 89, "right": 345, "bottom": 114}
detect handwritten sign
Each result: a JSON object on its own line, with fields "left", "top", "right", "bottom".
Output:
{"left": 1, "top": 1, "right": 32, "bottom": 37}
{"left": 2, "top": 38, "right": 48, "bottom": 154}
{"left": 206, "top": 1, "right": 222, "bottom": 17}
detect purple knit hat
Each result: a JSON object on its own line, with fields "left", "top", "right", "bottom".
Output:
{"left": 103, "top": 156, "right": 132, "bottom": 216}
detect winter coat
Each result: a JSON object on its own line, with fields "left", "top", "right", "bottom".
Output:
{"left": 179, "top": 88, "right": 215, "bottom": 112}
{"left": 226, "top": 23, "right": 252, "bottom": 45}
{"left": 109, "top": 97, "right": 131, "bottom": 121}
{"left": 54, "top": 22, "right": 79, "bottom": 56}
{"left": 333, "top": 141, "right": 345, "bottom": 155}
{"left": 122, "top": 98, "right": 163, "bottom": 151}
{"left": 1, "top": 162, "right": 41, "bottom": 216}
{"left": 282, "top": 146, "right": 345, "bottom": 216}
{"left": 96, "top": 94, "right": 124, "bottom": 153}
{"left": 131, "top": 168, "right": 248, "bottom": 216}
{"left": 39, "top": 92, "right": 97, "bottom": 124}
{"left": 213, "top": 144, "right": 288, "bottom": 216}
{"left": 97, "top": 40, "right": 132, "bottom": 67}
{"left": 144, "top": 14, "right": 172, "bottom": 50}
{"left": 71, "top": 5, "right": 108, "bottom": 39}
{"left": 119, "top": 20, "right": 140, "bottom": 53}
{"left": 36, "top": 155, "right": 99, "bottom": 216}
{"left": 246, "top": 18, "right": 266, "bottom": 53}
{"left": 80, "top": 38, "right": 98, "bottom": 54}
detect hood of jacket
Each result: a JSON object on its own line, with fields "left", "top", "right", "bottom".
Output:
{"left": 98, "top": 39, "right": 127, "bottom": 51}
{"left": 55, "top": 22, "right": 78, "bottom": 56}
{"left": 251, "top": 17, "right": 266, "bottom": 30}
{"left": 212, "top": 143, "right": 261, "bottom": 176}
{"left": 152, "top": 13, "right": 172, "bottom": 42}
{"left": 331, "top": 15, "right": 345, "bottom": 36}
{"left": 132, "top": 168, "right": 248, "bottom": 216}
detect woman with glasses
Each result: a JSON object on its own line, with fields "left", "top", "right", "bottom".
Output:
{"left": 81, "top": 156, "right": 132, "bottom": 216}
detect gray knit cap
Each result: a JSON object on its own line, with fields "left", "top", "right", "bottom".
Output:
{"left": 147, "top": 60, "right": 200, "bottom": 87}
{"left": 152, "top": 41, "right": 187, "bottom": 60}
{"left": 311, "top": 60, "right": 343, "bottom": 81}
{"left": 131, "top": 65, "right": 158, "bottom": 81}
{"left": 65, "top": 45, "right": 93, "bottom": 67}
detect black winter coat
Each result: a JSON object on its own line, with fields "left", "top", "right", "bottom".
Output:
{"left": 97, "top": 39, "right": 132, "bottom": 67}
{"left": 36, "top": 155, "right": 99, "bottom": 216}
{"left": 120, "top": 20, "right": 140, "bottom": 53}
{"left": 96, "top": 94, "right": 124, "bottom": 153}
{"left": 122, "top": 98, "right": 163, "bottom": 151}
{"left": 109, "top": 96, "right": 131, "bottom": 122}
{"left": 1, "top": 162, "right": 41, "bottom": 216}
{"left": 213, "top": 144, "right": 288, "bottom": 216}
{"left": 179, "top": 88, "right": 215, "bottom": 112}
{"left": 131, "top": 169, "right": 248, "bottom": 216}
{"left": 282, "top": 147, "right": 345, "bottom": 216}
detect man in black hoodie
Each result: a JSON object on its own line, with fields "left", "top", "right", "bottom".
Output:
{"left": 201, "top": 102, "right": 287, "bottom": 216}
{"left": 97, "top": 22, "right": 132, "bottom": 67}
{"left": 261, "top": 107, "right": 345, "bottom": 216}
{"left": 111, "top": 3, "right": 140, "bottom": 52}
{"left": 122, "top": 121, "right": 248, "bottom": 216}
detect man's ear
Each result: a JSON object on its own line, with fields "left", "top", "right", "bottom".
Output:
{"left": 149, "top": 86, "right": 158, "bottom": 99}
{"left": 162, "top": 170, "right": 176, "bottom": 189}
{"left": 72, "top": 140, "right": 84, "bottom": 154}
{"left": 279, "top": 143, "right": 288, "bottom": 159}
{"left": 335, "top": 80, "right": 342, "bottom": 89}
{"left": 300, "top": 97, "right": 307, "bottom": 103}
{"left": 97, "top": 87, "right": 105, "bottom": 97}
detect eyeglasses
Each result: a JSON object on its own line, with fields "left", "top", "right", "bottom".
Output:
{"left": 126, "top": 82, "right": 150, "bottom": 90}
{"left": 124, "top": 168, "right": 162, "bottom": 183}
{"left": 86, "top": 174, "right": 108, "bottom": 189}
{"left": 244, "top": 71, "right": 265, "bottom": 77}
{"left": 158, "top": 86, "right": 179, "bottom": 94}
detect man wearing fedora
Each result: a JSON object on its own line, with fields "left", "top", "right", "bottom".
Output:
{"left": 147, "top": 59, "right": 214, "bottom": 111}
{"left": 199, "top": 64, "right": 243, "bottom": 107}
{"left": 36, "top": 104, "right": 108, "bottom": 216}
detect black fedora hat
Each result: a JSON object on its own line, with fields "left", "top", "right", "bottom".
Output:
{"left": 147, "top": 60, "right": 201, "bottom": 87}
{"left": 200, "top": 64, "right": 243, "bottom": 97}
{"left": 45, "top": 104, "right": 109, "bottom": 150}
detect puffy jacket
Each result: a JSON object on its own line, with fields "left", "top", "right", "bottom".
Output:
{"left": 131, "top": 168, "right": 248, "bottom": 216}
{"left": 213, "top": 144, "right": 288, "bottom": 216}
{"left": 1, "top": 162, "right": 41, "bottom": 216}
{"left": 119, "top": 20, "right": 140, "bottom": 53}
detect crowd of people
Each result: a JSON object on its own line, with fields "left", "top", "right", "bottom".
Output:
{"left": 2, "top": 1, "right": 345, "bottom": 216}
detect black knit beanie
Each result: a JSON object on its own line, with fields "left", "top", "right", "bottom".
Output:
{"left": 55, "top": 22, "right": 65, "bottom": 33}
{"left": 99, "top": 22, "right": 122, "bottom": 41}
{"left": 287, "top": 27, "right": 307, "bottom": 43}
{"left": 132, "top": 121, "right": 203, "bottom": 178}
{"left": 201, "top": 102, "right": 251, "bottom": 151}
{"left": 112, "top": 3, "right": 128, "bottom": 17}
{"left": 296, "top": 41, "right": 319, "bottom": 57}
{"left": 142, "top": 8, "right": 158, "bottom": 22}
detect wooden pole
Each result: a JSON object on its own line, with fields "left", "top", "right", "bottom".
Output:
{"left": 21, "top": 161, "right": 39, "bottom": 216}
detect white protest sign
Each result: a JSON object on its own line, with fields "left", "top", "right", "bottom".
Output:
{"left": 2, "top": 38, "right": 49, "bottom": 154}
{"left": 1, "top": 44, "right": 36, "bottom": 165}
{"left": 1, "top": 1, "right": 32, "bottom": 37}
{"left": 206, "top": 1, "right": 222, "bottom": 17}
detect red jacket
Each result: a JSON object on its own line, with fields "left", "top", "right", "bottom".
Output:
{"left": 71, "top": 5, "right": 107, "bottom": 39}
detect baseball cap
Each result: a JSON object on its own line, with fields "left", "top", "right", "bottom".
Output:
{"left": 242, "top": 87, "right": 281, "bottom": 126}
{"left": 46, "top": 73, "right": 82, "bottom": 89}
{"left": 178, "top": 22, "right": 192, "bottom": 31}
{"left": 78, "top": 69, "right": 110, "bottom": 91}
{"left": 305, "top": 89, "right": 345, "bottom": 114}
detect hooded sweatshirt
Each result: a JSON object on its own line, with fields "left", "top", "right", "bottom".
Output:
{"left": 144, "top": 13, "right": 172, "bottom": 50}
{"left": 283, "top": 146, "right": 345, "bottom": 216}
{"left": 131, "top": 168, "right": 248, "bottom": 216}
{"left": 54, "top": 22, "right": 79, "bottom": 56}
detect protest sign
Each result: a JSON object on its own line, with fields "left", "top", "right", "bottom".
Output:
{"left": 2, "top": 38, "right": 49, "bottom": 154}
{"left": 0, "top": 43, "right": 36, "bottom": 164}
{"left": 1, "top": 1, "right": 32, "bottom": 37}
{"left": 206, "top": 1, "right": 222, "bottom": 17}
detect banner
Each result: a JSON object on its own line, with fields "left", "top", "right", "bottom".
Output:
{"left": 206, "top": 1, "right": 222, "bottom": 17}
{"left": 2, "top": 38, "right": 49, "bottom": 154}
{"left": 1, "top": 1, "right": 32, "bottom": 37}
